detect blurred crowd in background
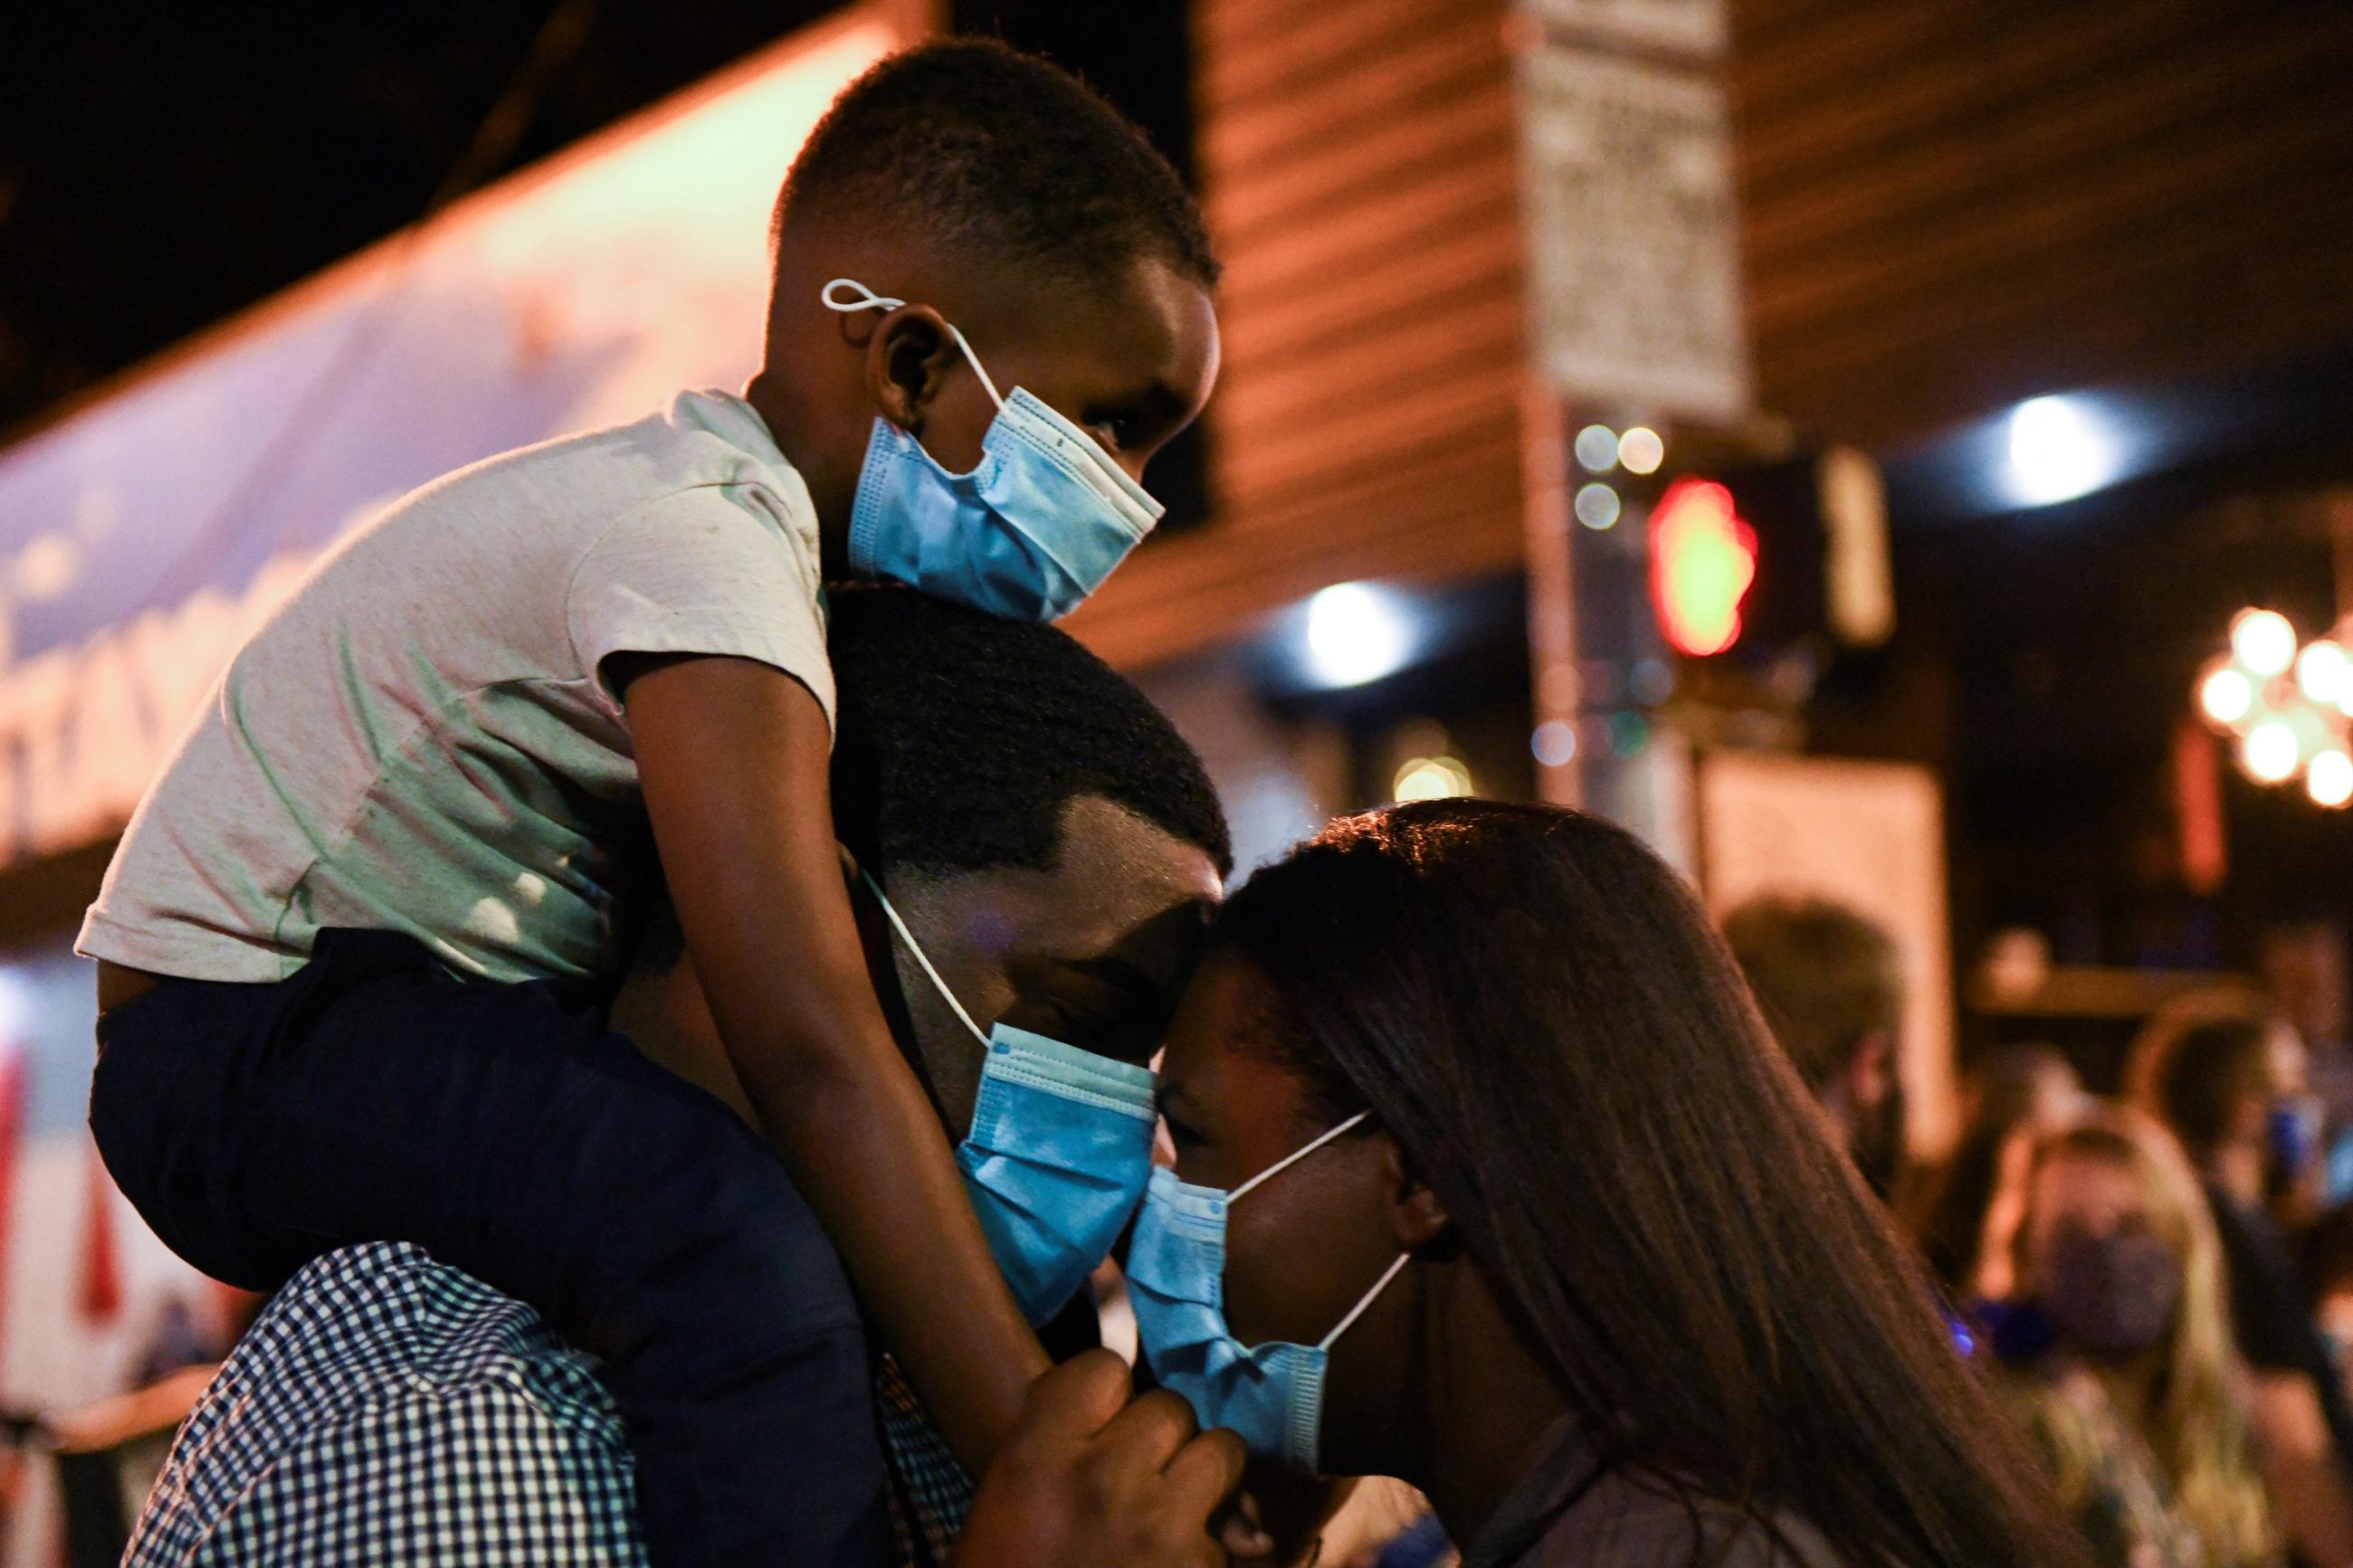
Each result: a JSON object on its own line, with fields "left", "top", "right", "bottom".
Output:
{"left": 1727, "top": 896, "right": 2353, "bottom": 1568}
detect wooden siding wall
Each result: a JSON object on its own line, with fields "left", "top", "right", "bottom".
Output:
{"left": 1071, "top": 0, "right": 1529, "bottom": 670}
{"left": 1733, "top": 0, "right": 2353, "bottom": 449}
{"left": 1078, "top": 0, "right": 2353, "bottom": 667}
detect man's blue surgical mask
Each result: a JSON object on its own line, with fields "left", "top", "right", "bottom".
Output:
{"left": 823, "top": 279, "right": 1163, "bottom": 622}
{"left": 1127, "top": 1112, "right": 1411, "bottom": 1472}
{"left": 865, "top": 870, "right": 1157, "bottom": 1325}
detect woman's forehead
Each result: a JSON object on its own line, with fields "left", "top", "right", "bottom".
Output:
{"left": 1159, "top": 955, "right": 1309, "bottom": 1110}
{"left": 2034, "top": 1147, "right": 2146, "bottom": 1220}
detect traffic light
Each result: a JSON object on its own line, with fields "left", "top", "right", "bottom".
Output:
{"left": 1648, "top": 478, "right": 1757, "bottom": 657}
{"left": 1606, "top": 438, "right": 1889, "bottom": 662}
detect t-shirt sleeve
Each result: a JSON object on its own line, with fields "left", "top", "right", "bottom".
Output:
{"left": 567, "top": 485, "right": 834, "bottom": 727}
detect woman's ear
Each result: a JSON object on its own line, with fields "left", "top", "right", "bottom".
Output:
{"left": 1380, "top": 1135, "right": 1451, "bottom": 1250}
{"left": 864, "top": 305, "right": 959, "bottom": 432}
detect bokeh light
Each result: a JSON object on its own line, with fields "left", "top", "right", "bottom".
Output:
{"left": 2198, "top": 666, "right": 2253, "bottom": 726}
{"left": 1302, "top": 582, "right": 1413, "bottom": 688}
{"left": 1531, "top": 719, "right": 1577, "bottom": 767}
{"left": 1393, "top": 755, "right": 1473, "bottom": 802}
{"left": 1609, "top": 710, "right": 1652, "bottom": 758}
{"left": 2005, "top": 394, "right": 2120, "bottom": 506}
{"left": 2243, "top": 718, "right": 2301, "bottom": 783}
{"left": 2299, "top": 640, "right": 2350, "bottom": 705}
{"left": 1574, "top": 424, "right": 1619, "bottom": 472}
{"left": 1618, "top": 426, "right": 1664, "bottom": 475}
{"left": 2310, "top": 750, "right": 2353, "bottom": 808}
{"left": 2231, "top": 608, "right": 2297, "bottom": 677}
{"left": 1575, "top": 483, "right": 1621, "bottom": 530}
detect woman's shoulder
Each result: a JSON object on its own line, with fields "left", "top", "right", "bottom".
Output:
{"left": 1519, "top": 1468, "right": 1851, "bottom": 1568}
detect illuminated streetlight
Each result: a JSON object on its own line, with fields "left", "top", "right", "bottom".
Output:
{"left": 2005, "top": 394, "right": 2120, "bottom": 506}
{"left": 2243, "top": 719, "right": 2301, "bottom": 783}
{"left": 1302, "top": 582, "right": 1413, "bottom": 689}
{"left": 2232, "top": 609, "right": 2297, "bottom": 678}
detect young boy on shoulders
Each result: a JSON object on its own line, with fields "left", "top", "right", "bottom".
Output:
{"left": 81, "top": 40, "right": 1220, "bottom": 1565}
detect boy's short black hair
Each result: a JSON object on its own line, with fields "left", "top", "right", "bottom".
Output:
{"left": 776, "top": 38, "right": 1219, "bottom": 290}
{"left": 634, "top": 588, "right": 1229, "bottom": 971}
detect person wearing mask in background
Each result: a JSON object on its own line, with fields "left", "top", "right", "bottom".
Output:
{"left": 1145, "top": 802, "right": 2089, "bottom": 1568}
{"left": 1721, "top": 895, "right": 1909, "bottom": 1200}
{"left": 2262, "top": 925, "right": 2353, "bottom": 1160}
{"left": 1917, "top": 1043, "right": 2085, "bottom": 1301}
{"left": 2140, "top": 1015, "right": 2353, "bottom": 1564}
{"left": 1993, "top": 1111, "right": 2282, "bottom": 1568}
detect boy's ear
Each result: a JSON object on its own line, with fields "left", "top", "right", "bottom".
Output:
{"left": 865, "top": 306, "right": 961, "bottom": 432}
{"left": 1381, "top": 1134, "right": 1451, "bottom": 1251}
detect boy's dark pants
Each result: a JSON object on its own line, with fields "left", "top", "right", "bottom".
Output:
{"left": 89, "top": 929, "right": 894, "bottom": 1568}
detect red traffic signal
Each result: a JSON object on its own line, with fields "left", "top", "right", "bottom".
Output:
{"left": 1648, "top": 478, "right": 1758, "bottom": 657}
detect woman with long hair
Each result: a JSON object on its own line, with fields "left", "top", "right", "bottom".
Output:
{"left": 1993, "top": 1112, "right": 2281, "bottom": 1567}
{"left": 1912, "top": 1043, "right": 2083, "bottom": 1299}
{"left": 1131, "top": 800, "right": 2086, "bottom": 1567}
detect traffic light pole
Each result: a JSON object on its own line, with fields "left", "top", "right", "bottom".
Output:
{"left": 1524, "top": 385, "right": 1699, "bottom": 871}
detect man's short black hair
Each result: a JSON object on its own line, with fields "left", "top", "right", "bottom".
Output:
{"left": 634, "top": 589, "right": 1229, "bottom": 971}
{"left": 776, "top": 38, "right": 1219, "bottom": 290}
{"left": 827, "top": 587, "right": 1229, "bottom": 879}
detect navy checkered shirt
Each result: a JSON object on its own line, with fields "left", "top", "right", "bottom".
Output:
{"left": 128, "top": 1242, "right": 973, "bottom": 1566}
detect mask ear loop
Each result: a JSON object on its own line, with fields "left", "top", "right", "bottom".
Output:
{"left": 1319, "top": 1251, "right": 1412, "bottom": 1351}
{"left": 821, "top": 276, "right": 1006, "bottom": 412}
{"left": 859, "top": 867, "right": 988, "bottom": 1048}
{"left": 1223, "top": 1108, "right": 1412, "bottom": 1350}
{"left": 1230, "top": 1110, "right": 1370, "bottom": 1202}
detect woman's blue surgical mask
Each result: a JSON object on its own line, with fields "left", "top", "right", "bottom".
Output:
{"left": 1127, "top": 1112, "right": 1411, "bottom": 1472}
{"left": 2271, "top": 1094, "right": 2326, "bottom": 1181}
{"left": 822, "top": 279, "right": 1163, "bottom": 622}
{"left": 864, "top": 870, "right": 1157, "bottom": 1325}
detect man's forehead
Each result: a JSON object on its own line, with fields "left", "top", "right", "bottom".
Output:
{"left": 928, "top": 796, "right": 1219, "bottom": 957}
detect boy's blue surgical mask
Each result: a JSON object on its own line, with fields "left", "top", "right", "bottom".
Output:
{"left": 863, "top": 870, "right": 1157, "bottom": 1325}
{"left": 1127, "top": 1111, "right": 1411, "bottom": 1472}
{"left": 823, "top": 279, "right": 1163, "bottom": 622}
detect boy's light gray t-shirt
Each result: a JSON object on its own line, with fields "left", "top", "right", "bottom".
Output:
{"left": 77, "top": 388, "right": 832, "bottom": 987}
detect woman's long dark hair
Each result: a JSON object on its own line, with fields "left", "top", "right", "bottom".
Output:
{"left": 1217, "top": 801, "right": 2085, "bottom": 1568}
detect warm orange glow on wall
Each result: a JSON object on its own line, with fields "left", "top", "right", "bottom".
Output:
{"left": 1649, "top": 477, "right": 1757, "bottom": 657}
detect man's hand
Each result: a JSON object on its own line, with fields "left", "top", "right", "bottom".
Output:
{"left": 953, "top": 1352, "right": 1246, "bottom": 1568}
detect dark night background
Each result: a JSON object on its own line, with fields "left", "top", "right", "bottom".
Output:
{"left": 0, "top": 1, "right": 1197, "bottom": 439}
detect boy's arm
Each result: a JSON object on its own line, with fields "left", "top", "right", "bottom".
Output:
{"left": 621, "top": 651, "right": 1048, "bottom": 1473}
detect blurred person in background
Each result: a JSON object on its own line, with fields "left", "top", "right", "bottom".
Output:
{"left": 2142, "top": 1015, "right": 2353, "bottom": 1563}
{"left": 2262, "top": 925, "right": 2353, "bottom": 1146}
{"left": 1993, "top": 1112, "right": 2282, "bottom": 1568}
{"left": 1147, "top": 802, "right": 2087, "bottom": 1568}
{"left": 1721, "top": 895, "right": 1908, "bottom": 1199}
{"left": 1917, "top": 1044, "right": 2085, "bottom": 1300}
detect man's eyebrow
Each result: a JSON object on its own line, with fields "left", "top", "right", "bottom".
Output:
{"left": 1062, "top": 950, "right": 1168, "bottom": 1006}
